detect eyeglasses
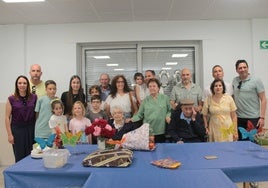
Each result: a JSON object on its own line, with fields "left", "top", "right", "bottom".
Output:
{"left": 237, "top": 81, "right": 242, "bottom": 89}
{"left": 116, "top": 81, "right": 124, "bottom": 84}
{"left": 32, "top": 86, "right": 36, "bottom": 94}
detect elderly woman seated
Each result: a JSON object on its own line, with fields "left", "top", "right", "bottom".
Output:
{"left": 108, "top": 106, "right": 142, "bottom": 140}
{"left": 167, "top": 99, "right": 206, "bottom": 143}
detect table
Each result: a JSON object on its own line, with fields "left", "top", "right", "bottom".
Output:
{"left": 83, "top": 170, "right": 236, "bottom": 188}
{"left": 4, "top": 141, "right": 268, "bottom": 188}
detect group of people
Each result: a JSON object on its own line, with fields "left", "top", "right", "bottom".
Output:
{"left": 5, "top": 59, "right": 266, "bottom": 163}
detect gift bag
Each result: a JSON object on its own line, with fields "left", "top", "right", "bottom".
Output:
{"left": 82, "top": 149, "right": 133, "bottom": 167}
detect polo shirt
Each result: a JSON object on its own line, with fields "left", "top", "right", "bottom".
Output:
{"left": 170, "top": 82, "right": 202, "bottom": 106}
{"left": 232, "top": 75, "right": 265, "bottom": 118}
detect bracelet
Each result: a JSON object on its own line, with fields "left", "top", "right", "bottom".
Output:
{"left": 260, "top": 117, "right": 265, "bottom": 120}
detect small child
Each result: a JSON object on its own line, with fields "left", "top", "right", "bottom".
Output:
{"left": 87, "top": 85, "right": 106, "bottom": 110}
{"left": 86, "top": 95, "right": 108, "bottom": 144}
{"left": 134, "top": 72, "right": 146, "bottom": 106}
{"left": 86, "top": 95, "right": 108, "bottom": 122}
{"left": 69, "top": 101, "right": 92, "bottom": 144}
{"left": 48, "top": 99, "right": 68, "bottom": 148}
{"left": 34, "top": 80, "right": 58, "bottom": 149}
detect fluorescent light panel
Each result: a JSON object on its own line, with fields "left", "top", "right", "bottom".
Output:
{"left": 2, "top": 0, "right": 45, "bottom": 2}
{"left": 162, "top": 67, "right": 172, "bottom": 70}
{"left": 165, "top": 62, "right": 178, "bottom": 65}
{"left": 172, "top": 54, "right": 188, "bottom": 58}
{"left": 114, "top": 68, "right": 124, "bottom": 71}
{"left": 106, "top": 64, "right": 118, "bottom": 67}
{"left": 93, "top": 56, "right": 110, "bottom": 59}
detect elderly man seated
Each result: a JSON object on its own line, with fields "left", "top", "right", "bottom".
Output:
{"left": 167, "top": 99, "right": 206, "bottom": 143}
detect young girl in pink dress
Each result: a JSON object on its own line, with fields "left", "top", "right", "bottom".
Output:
{"left": 69, "top": 101, "right": 92, "bottom": 144}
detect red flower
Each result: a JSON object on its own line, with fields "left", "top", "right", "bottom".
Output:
{"left": 85, "top": 118, "right": 116, "bottom": 139}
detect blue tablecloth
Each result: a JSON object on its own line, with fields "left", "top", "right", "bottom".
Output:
{"left": 84, "top": 170, "right": 236, "bottom": 188}
{"left": 4, "top": 141, "right": 268, "bottom": 188}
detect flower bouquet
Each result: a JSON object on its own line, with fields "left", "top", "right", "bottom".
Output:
{"left": 85, "top": 118, "right": 116, "bottom": 150}
{"left": 106, "top": 123, "right": 156, "bottom": 151}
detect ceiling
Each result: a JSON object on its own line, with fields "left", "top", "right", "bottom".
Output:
{"left": 1, "top": 0, "right": 268, "bottom": 25}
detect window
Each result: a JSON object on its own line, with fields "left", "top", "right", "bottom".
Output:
{"left": 81, "top": 41, "right": 201, "bottom": 99}
{"left": 142, "top": 47, "right": 195, "bottom": 96}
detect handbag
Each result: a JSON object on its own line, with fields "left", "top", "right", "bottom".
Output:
{"left": 129, "top": 92, "right": 137, "bottom": 115}
{"left": 82, "top": 149, "right": 133, "bottom": 167}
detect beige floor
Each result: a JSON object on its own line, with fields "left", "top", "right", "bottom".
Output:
{"left": 1, "top": 165, "right": 268, "bottom": 188}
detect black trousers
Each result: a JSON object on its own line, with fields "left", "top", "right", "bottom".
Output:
{"left": 11, "top": 123, "right": 35, "bottom": 162}
{"left": 154, "top": 134, "right": 166, "bottom": 143}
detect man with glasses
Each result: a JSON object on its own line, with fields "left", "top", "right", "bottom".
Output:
{"left": 29, "top": 64, "right": 46, "bottom": 98}
{"left": 232, "top": 60, "right": 267, "bottom": 141}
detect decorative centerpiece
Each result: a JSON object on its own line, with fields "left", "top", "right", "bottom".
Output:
{"left": 239, "top": 120, "right": 263, "bottom": 142}
{"left": 85, "top": 118, "right": 116, "bottom": 150}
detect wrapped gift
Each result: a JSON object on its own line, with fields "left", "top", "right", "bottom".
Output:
{"left": 151, "top": 158, "right": 181, "bottom": 169}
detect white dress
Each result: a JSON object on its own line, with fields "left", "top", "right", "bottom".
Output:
{"left": 105, "top": 92, "right": 136, "bottom": 116}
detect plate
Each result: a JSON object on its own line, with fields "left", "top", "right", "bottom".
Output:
{"left": 31, "top": 152, "right": 43, "bottom": 159}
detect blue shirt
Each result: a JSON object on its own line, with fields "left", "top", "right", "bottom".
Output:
{"left": 180, "top": 113, "right": 192, "bottom": 124}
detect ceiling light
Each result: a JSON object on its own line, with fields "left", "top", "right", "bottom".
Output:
{"left": 106, "top": 64, "right": 118, "bottom": 67}
{"left": 93, "top": 56, "right": 110, "bottom": 59}
{"left": 172, "top": 54, "right": 188, "bottom": 58}
{"left": 165, "top": 62, "right": 178, "bottom": 65}
{"left": 2, "top": 0, "right": 45, "bottom": 2}
{"left": 162, "top": 67, "right": 172, "bottom": 70}
{"left": 114, "top": 68, "right": 124, "bottom": 71}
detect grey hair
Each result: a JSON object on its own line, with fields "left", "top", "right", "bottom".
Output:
{"left": 111, "top": 105, "right": 123, "bottom": 114}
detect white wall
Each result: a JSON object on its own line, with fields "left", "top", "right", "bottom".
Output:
{"left": 0, "top": 20, "right": 263, "bottom": 102}
{"left": 252, "top": 19, "right": 268, "bottom": 82}
{"left": 0, "top": 25, "right": 26, "bottom": 100}
{"left": 1, "top": 19, "right": 268, "bottom": 165}
{"left": 25, "top": 20, "right": 254, "bottom": 97}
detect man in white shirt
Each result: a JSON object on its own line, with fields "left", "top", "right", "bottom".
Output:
{"left": 202, "top": 65, "right": 233, "bottom": 102}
